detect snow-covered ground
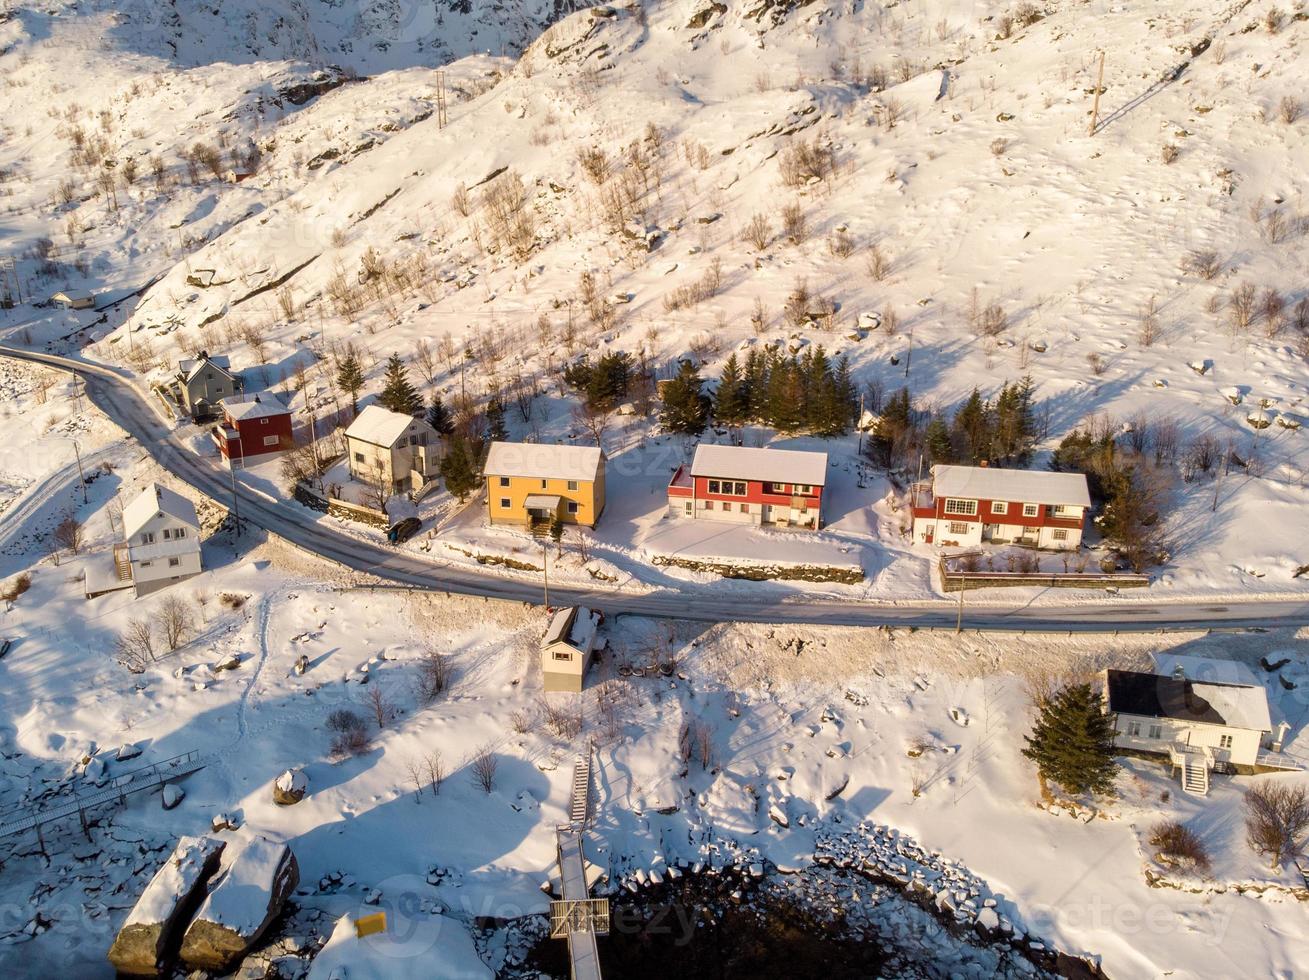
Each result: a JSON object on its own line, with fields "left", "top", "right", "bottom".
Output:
{"left": 2, "top": 0, "right": 1309, "bottom": 976}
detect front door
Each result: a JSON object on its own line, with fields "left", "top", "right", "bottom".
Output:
{"left": 761, "top": 504, "right": 772, "bottom": 523}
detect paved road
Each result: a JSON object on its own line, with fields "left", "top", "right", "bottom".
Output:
{"left": 0, "top": 444, "right": 118, "bottom": 551}
{"left": 4, "top": 343, "right": 1308, "bottom": 632}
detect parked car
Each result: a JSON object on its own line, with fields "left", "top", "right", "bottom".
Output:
{"left": 387, "top": 517, "right": 422, "bottom": 544}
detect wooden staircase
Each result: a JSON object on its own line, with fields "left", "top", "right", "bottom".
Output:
{"left": 1170, "top": 744, "right": 1211, "bottom": 796}
{"left": 113, "top": 543, "right": 132, "bottom": 582}
{"left": 569, "top": 752, "right": 591, "bottom": 827}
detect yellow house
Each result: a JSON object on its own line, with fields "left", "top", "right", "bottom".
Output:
{"left": 484, "top": 441, "right": 606, "bottom": 528}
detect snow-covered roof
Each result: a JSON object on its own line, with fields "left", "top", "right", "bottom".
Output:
{"left": 178, "top": 353, "right": 234, "bottom": 384}
{"left": 1151, "top": 654, "right": 1260, "bottom": 688}
{"left": 930, "top": 465, "right": 1090, "bottom": 507}
{"left": 123, "top": 483, "right": 199, "bottom": 539}
{"left": 220, "top": 392, "right": 289, "bottom": 422}
{"left": 485, "top": 441, "right": 603, "bottom": 482}
{"left": 1105, "top": 669, "right": 1272, "bottom": 732}
{"left": 690, "top": 444, "right": 828, "bottom": 486}
{"left": 543, "top": 606, "right": 599, "bottom": 652}
{"left": 344, "top": 404, "right": 424, "bottom": 447}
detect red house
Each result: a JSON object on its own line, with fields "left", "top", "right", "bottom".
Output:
{"left": 910, "top": 464, "right": 1090, "bottom": 551}
{"left": 667, "top": 444, "right": 828, "bottom": 530}
{"left": 212, "top": 393, "right": 293, "bottom": 465}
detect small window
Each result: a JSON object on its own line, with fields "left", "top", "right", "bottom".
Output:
{"left": 992, "top": 501, "right": 1007, "bottom": 515}
{"left": 499, "top": 477, "right": 510, "bottom": 487}
{"left": 499, "top": 498, "right": 511, "bottom": 508}
{"left": 1220, "top": 734, "right": 1233, "bottom": 749}
{"left": 949, "top": 521, "right": 969, "bottom": 535}
{"left": 1022, "top": 503, "right": 1039, "bottom": 517}
{"left": 173, "top": 528, "right": 185, "bottom": 539}
{"left": 168, "top": 557, "right": 180, "bottom": 568}
{"left": 704, "top": 500, "right": 714, "bottom": 510}
{"left": 162, "top": 529, "right": 172, "bottom": 540}
{"left": 553, "top": 650, "right": 573, "bottom": 661}
{"left": 260, "top": 418, "right": 268, "bottom": 425}
{"left": 354, "top": 452, "right": 364, "bottom": 463}
{"left": 142, "top": 532, "right": 155, "bottom": 544}
{"left": 722, "top": 502, "right": 732, "bottom": 512}
{"left": 1052, "top": 529, "right": 1068, "bottom": 541}
{"left": 567, "top": 480, "right": 579, "bottom": 491}
{"left": 140, "top": 560, "right": 153, "bottom": 568}
{"left": 263, "top": 435, "right": 279, "bottom": 447}
{"left": 567, "top": 501, "right": 579, "bottom": 515}
{"left": 1127, "top": 721, "right": 1142, "bottom": 737}
{"left": 795, "top": 484, "right": 811, "bottom": 494}
{"left": 708, "top": 480, "right": 720, "bottom": 494}
{"left": 1147, "top": 724, "right": 1162, "bottom": 740}
{"left": 740, "top": 503, "right": 749, "bottom": 514}
{"left": 541, "top": 479, "right": 548, "bottom": 490}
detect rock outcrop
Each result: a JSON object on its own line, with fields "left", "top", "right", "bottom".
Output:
{"left": 272, "top": 768, "right": 307, "bottom": 806}
{"left": 107, "top": 835, "right": 227, "bottom": 976}
{"left": 179, "top": 836, "right": 300, "bottom": 972}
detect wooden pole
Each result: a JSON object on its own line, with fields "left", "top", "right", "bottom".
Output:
{"left": 1088, "top": 51, "right": 1106, "bottom": 136}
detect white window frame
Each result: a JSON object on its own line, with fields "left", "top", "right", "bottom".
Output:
{"left": 992, "top": 501, "right": 1007, "bottom": 515}
{"left": 499, "top": 476, "right": 510, "bottom": 487}
{"left": 1022, "top": 503, "right": 1039, "bottom": 518}
{"left": 263, "top": 435, "right": 279, "bottom": 447}
{"left": 1052, "top": 529, "right": 1068, "bottom": 541}
{"left": 567, "top": 501, "right": 579, "bottom": 515}
{"left": 944, "top": 498, "right": 977, "bottom": 516}
{"left": 168, "top": 557, "right": 180, "bottom": 568}
{"left": 1147, "top": 724, "right": 1162, "bottom": 740}
{"left": 567, "top": 480, "right": 579, "bottom": 491}
{"left": 1219, "top": 734, "right": 1234, "bottom": 749}
{"left": 1127, "top": 721, "right": 1142, "bottom": 737}
{"left": 553, "top": 650, "right": 573, "bottom": 662}
{"left": 948, "top": 521, "right": 969, "bottom": 535}
{"left": 499, "top": 497, "right": 511, "bottom": 508}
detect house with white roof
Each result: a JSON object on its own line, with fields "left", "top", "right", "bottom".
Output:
{"left": 540, "top": 606, "right": 602, "bottom": 693}
{"left": 116, "top": 483, "right": 203, "bottom": 596}
{"left": 213, "top": 393, "right": 293, "bottom": 464}
{"left": 484, "top": 441, "right": 606, "bottom": 529}
{"left": 344, "top": 405, "right": 441, "bottom": 497}
{"left": 173, "top": 352, "right": 243, "bottom": 420}
{"left": 1103, "top": 654, "right": 1294, "bottom": 796}
{"left": 911, "top": 464, "right": 1091, "bottom": 550}
{"left": 666, "top": 444, "right": 829, "bottom": 530}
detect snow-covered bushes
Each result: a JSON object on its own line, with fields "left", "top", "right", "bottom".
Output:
{"left": 1149, "top": 820, "right": 1211, "bottom": 873}
{"left": 327, "top": 708, "right": 370, "bottom": 757}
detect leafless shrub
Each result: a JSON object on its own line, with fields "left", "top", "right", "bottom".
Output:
{"left": 364, "top": 686, "right": 392, "bottom": 729}
{"left": 979, "top": 301, "right": 1008, "bottom": 337}
{"left": 780, "top": 201, "right": 807, "bottom": 243}
{"left": 1149, "top": 820, "right": 1211, "bottom": 872}
{"left": 778, "top": 139, "right": 835, "bottom": 188}
{"left": 1160, "top": 143, "right": 1180, "bottom": 165}
{"left": 990, "top": 137, "right": 1009, "bottom": 156}
{"left": 1086, "top": 352, "right": 1107, "bottom": 376}
{"left": 1265, "top": 6, "right": 1284, "bottom": 33}
{"left": 416, "top": 649, "right": 452, "bottom": 702}
{"left": 742, "top": 212, "right": 770, "bottom": 251}
{"left": 327, "top": 708, "right": 370, "bottom": 757}
{"left": 881, "top": 304, "right": 899, "bottom": 336}
{"left": 1278, "top": 96, "right": 1301, "bottom": 125}
{"left": 1261, "top": 288, "right": 1286, "bottom": 337}
{"left": 577, "top": 146, "right": 609, "bottom": 184}
{"left": 481, "top": 170, "right": 536, "bottom": 259}
{"left": 678, "top": 719, "right": 714, "bottom": 769}
{"left": 1293, "top": 297, "right": 1309, "bottom": 335}
{"left": 784, "top": 277, "right": 811, "bottom": 328}
{"left": 1183, "top": 433, "right": 1221, "bottom": 478}
{"left": 115, "top": 618, "right": 155, "bottom": 672}
{"left": 451, "top": 182, "right": 471, "bottom": 217}
{"left": 539, "top": 695, "right": 583, "bottom": 738}
{"left": 865, "top": 243, "right": 890, "bottom": 281}
{"left": 218, "top": 591, "right": 247, "bottom": 610}
{"left": 470, "top": 745, "right": 498, "bottom": 793}
{"left": 1014, "top": 2, "right": 1042, "bottom": 27}
{"left": 510, "top": 708, "right": 535, "bottom": 734}
{"left": 53, "top": 510, "right": 84, "bottom": 555}
{"left": 425, "top": 750, "right": 445, "bottom": 794}
{"left": 828, "top": 227, "right": 855, "bottom": 258}
{"left": 1138, "top": 294, "right": 1160, "bottom": 347}
{"left": 996, "top": 13, "right": 1014, "bottom": 39}
{"left": 1182, "top": 249, "right": 1220, "bottom": 280}
{"left": 1244, "top": 781, "right": 1309, "bottom": 870}
{"left": 159, "top": 595, "right": 194, "bottom": 651}
{"left": 1229, "top": 282, "right": 1257, "bottom": 333}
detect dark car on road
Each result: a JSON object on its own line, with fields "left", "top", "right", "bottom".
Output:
{"left": 387, "top": 517, "right": 422, "bottom": 545}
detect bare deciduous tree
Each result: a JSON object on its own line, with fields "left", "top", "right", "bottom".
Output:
{"left": 1244, "top": 781, "right": 1309, "bottom": 870}
{"left": 742, "top": 212, "right": 771, "bottom": 251}
{"left": 115, "top": 618, "right": 155, "bottom": 672}
{"left": 416, "top": 648, "right": 452, "bottom": 702}
{"left": 425, "top": 750, "right": 445, "bottom": 794}
{"left": 159, "top": 595, "right": 194, "bottom": 651}
{"left": 53, "top": 510, "right": 84, "bottom": 556}
{"left": 364, "top": 685, "right": 392, "bottom": 729}
{"left": 470, "top": 745, "right": 498, "bottom": 793}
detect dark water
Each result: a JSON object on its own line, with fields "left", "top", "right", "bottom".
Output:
{"left": 524, "top": 869, "right": 887, "bottom": 979}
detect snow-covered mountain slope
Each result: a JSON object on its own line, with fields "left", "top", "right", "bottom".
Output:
{"left": 2, "top": 0, "right": 1308, "bottom": 589}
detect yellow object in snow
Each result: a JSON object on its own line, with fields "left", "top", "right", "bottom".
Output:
{"left": 354, "top": 911, "right": 387, "bottom": 938}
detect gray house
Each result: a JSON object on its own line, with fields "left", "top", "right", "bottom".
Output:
{"left": 174, "top": 352, "right": 242, "bottom": 420}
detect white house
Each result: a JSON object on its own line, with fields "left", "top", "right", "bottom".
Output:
{"left": 540, "top": 606, "right": 601, "bottom": 694}
{"left": 911, "top": 464, "right": 1090, "bottom": 551}
{"left": 1103, "top": 655, "right": 1290, "bottom": 795}
{"left": 118, "top": 484, "right": 203, "bottom": 597}
{"left": 344, "top": 405, "right": 441, "bottom": 497}
{"left": 51, "top": 291, "right": 95, "bottom": 310}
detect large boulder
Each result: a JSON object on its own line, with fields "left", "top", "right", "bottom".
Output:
{"left": 179, "top": 836, "right": 300, "bottom": 972}
{"left": 272, "top": 768, "right": 307, "bottom": 806}
{"left": 108, "top": 835, "right": 227, "bottom": 976}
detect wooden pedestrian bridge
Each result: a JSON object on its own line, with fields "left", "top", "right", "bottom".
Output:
{"left": 549, "top": 747, "right": 609, "bottom": 980}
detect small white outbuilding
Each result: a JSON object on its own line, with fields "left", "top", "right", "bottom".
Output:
{"left": 540, "top": 606, "right": 601, "bottom": 694}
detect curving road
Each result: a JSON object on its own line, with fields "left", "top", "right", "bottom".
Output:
{"left": 4, "top": 343, "right": 1308, "bottom": 632}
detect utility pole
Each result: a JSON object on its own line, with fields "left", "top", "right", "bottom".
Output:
{"left": 542, "top": 541, "right": 550, "bottom": 609}
{"left": 435, "top": 70, "right": 449, "bottom": 129}
{"left": 229, "top": 446, "right": 243, "bottom": 550}
{"left": 955, "top": 584, "right": 965, "bottom": 634}
{"left": 70, "top": 369, "right": 81, "bottom": 414}
{"left": 1088, "top": 50, "right": 1106, "bottom": 136}
{"left": 73, "top": 440, "right": 87, "bottom": 504}
{"left": 904, "top": 325, "right": 914, "bottom": 379}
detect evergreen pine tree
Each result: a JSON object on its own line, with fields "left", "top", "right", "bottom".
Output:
{"left": 378, "top": 354, "right": 423, "bottom": 416}
{"left": 765, "top": 356, "right": 807, "bottom": 432}
{"left": 1021, "top": 683, "right": 1120, "bottom": 797}
{"left": 485, "top": 396, "right": 509, "bottom": 442}
{"left": 426, "top": 394, "right": 454, "bottom": 436}
{"left": 714, "top": 354, "right": 750, "bottom": 428}
{"left": 924, "top": 415, "right": 954, "bottom": 464}
{"left": 336, "top": 351, "right": 364, "bottom": 417}
{"left": 953, "top": 388, "right": 993, "bottom": 464}
{"left": 659, "top": 361, "right": 710, "bottom": 435}
{"left": 439, "top": 436, "right": 481, "bottom": 501}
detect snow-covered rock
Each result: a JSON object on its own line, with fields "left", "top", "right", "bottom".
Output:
{"left": 273, "top": 768, "right": 308, "bottom": 806}
{"left": 179, "top": 836, "right": 300, "bottom": 972}
{"left": 161, "top": 784, "right": 185, "bottom": 810}
{"left": 108, "top": 835, "right": 227, "bottom": 975}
